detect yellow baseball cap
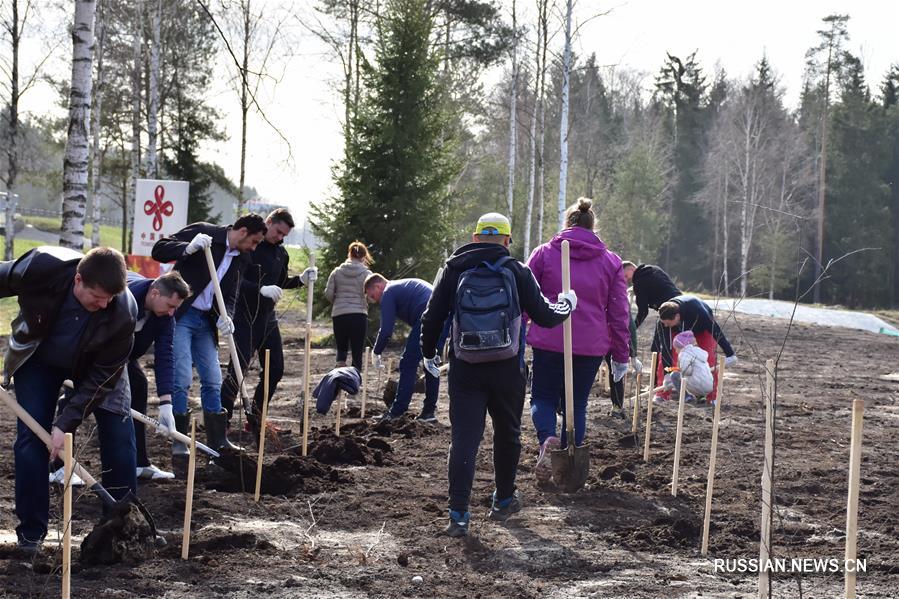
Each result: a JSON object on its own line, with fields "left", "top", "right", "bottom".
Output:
{"left": 474, "top": 212, "right": 511, "bottom": 236}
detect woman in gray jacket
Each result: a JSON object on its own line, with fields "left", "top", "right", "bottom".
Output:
{"left": 324, "top": 241, "right": 372, "bottom": 368}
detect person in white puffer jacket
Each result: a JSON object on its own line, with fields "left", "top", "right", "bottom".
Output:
{"left": 656, "top": 330, "right": 714, "bottom": 402}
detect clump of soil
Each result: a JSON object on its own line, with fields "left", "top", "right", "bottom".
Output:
{"left": 309, "top": 429, "right": 387, "bottom": 466}
{"left": 80, "top": 503, "right": 154, "bottom": 566}
{"left": 203, "top": 452, "right": 351, "bottom": 495}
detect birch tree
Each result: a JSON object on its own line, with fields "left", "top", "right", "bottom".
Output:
{"left": 523, "top": 0, "right": 548, "bottom": 256}
{"left": 128, "top": 0, "right": 142, "bottom": 251}
{"left": 145, "top": 0, "right": 160, "bottom": 177}
{"left": 556, "top": 0, "right": 572, "bottom": 229}
{"left": 61, "top": 0, "right": 97, "bottom": 250}
{"left": 504, "top": 0, "right": 517, "bottom": 223}
{"left": 88, "top": 0, "right": 105, "bottom": 248}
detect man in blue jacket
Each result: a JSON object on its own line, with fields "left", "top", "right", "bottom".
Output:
{"left": 364, "top": 274, "right": 442, "bottom": 422}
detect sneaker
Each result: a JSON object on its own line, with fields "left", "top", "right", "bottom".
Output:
{"left": 535, "top": 436, "right": 560, "bottom": 483}
{"left": 136, "top": 464, "right": 175, "bottom": 480}
{"left": 684, "top": 394, "right": 696, "bottom": 404}
{"left": 415, "top": 412, "right": 437, "bottom": 424}
{"left": 16, "top": 540, "right": 42, "bottom": 556}
{"left": 489, "top": 489, "right": 522, "bottom": 521}
{"left": 610, "top": 405, "right": 626, "bottom": 419}
{"left": 652, "top": 393, "right": 669, "bottom": 404}
{"left": 374, "top": 412, "right": 398, "bottom": 423}
{"left": 444, "top": 510, "right": 470, "bottom": 538}
{"left": 48, "top": 467, "right": 85, "bottom": 487}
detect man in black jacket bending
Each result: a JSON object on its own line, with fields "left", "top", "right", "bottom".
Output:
{"left": 222, "top": 208, "right": 317, "bottom": 430}
{"left": 151, "top": 214, "right": 265, "bottom": 455}
{"left": 420, "top": 213, "right": 576, "bottom": 538}
{"left": 0, "top": 247, "right": 136, "bottom": 552}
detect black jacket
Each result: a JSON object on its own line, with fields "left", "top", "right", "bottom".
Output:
{"left": 237, "top": 239, "right": 303, "bottom": 321}
{"left": 0, "top": 247, "right": 137, "bottom": 432}
{"left": 633, "top": 264, "right": 682, "bottom": 328}
{"left": 151, "top": 222, "right": 250, "bottom": 320}
{"left": 420, "top": 242, "right": 571, "bottom": 359}
{"left": 670, "top": 295, "right": 735, "bottom": 357}
{"left": 127, "top": 273, "right": 175, "bottom": 397}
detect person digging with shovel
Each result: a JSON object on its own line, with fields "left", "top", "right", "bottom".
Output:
{"left": 0, "top": 247, "right": 138, "bottom": 554}
{"left": 420, "top": 212, "right": 576, "bottom": 538}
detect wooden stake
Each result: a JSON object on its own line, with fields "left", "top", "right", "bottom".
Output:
{"left": 181, "top": 416, "right": 197, "bottom": 560}
{"left": 254, "top": 349, "right": 271, "bottom": 502}
{"left": 758, "top": 359, "right": 775, "bottom": 599}
{"left": 642, "top": 352, "right": 659, "bottom": 462}
{"left": 301, "top": 255, "right": 315, "bottom": 457}
{"left": 62, "top": 432, "right": 73, "bottom": 599}
{"left": 599, "top": 361, "right": 609, "bottom": 395}
{"left": 334, "top": 390, "right": 342, "bottom": 436}
{"left": 845, "top": 399, "right": 864, "bottom": 599}
{"left": 631, "top": 371, "right": 641, "bottom": 434}
{"left": 360, "top": 346, "right": 370, "bottom": 418}
{"left": 701, "top": 355, "right": 726, "bottom": 556}
{"left": 670, "top": 372, "right": 688, "bottom": 496}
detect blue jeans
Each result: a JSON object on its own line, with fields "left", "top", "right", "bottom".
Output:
{"left": 173, "top": 307, "right": 223, "bottom": 415}
{"left": 389, "top": 319, "right": 448, "bottom": 417}
{"left": 13, "top": 358, "right": 137, "bottom": 546}
{"left": 529, "top": 348, "right": 603, "bottom": 448}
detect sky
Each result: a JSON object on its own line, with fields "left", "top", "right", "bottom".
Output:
{"left": 11, "top": 0, "right": 898, "bottom": 223}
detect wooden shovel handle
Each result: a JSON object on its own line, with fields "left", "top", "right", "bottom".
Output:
{"left": 561, "top": 241, "right": 575, "bottom": 443}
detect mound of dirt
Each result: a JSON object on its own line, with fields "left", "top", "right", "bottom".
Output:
{"left": 80, "top": 503, "right": 155, "bottom": 566}
{"left": 309, "top": 430, "right": 387, "bottom": 466}
{"left": 202, "top": 452, "right": 351, "bottom": 495}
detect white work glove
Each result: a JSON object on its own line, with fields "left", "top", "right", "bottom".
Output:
{"left": 372, "top": 352, "right": 384, "bottom": 369}
{"left": 300, "top": 267, "right": 318, "bottom": 285}
{"left": 423, "top": 354, "right": 441, "bottom": 378}
{"left": 260, "top": 285, "right": 283, "bottom": 302}
{"left": 611, "top": 360, "right": 628, "bottom": 383}
{"left": 216, "top": 314, "right": 234, "bottom": 336}
{"left": 725, "top": 355, "right": 738, "bottom": 367}
{"left": 184, "top": 233, "right": 213, "bottom": 255}
{"left": 558, "top": 289, "right": 578, "bottom": 311}
{"left": 631, "top": 357, "right": 643, "bottom": 374}
{"left": 156, "top": 403, "right": 175, "bottom": 435}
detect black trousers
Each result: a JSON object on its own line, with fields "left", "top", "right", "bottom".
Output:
{"left": 332, "top": 312, "right": 367, "bottom": 368}
{"left": 447, "top": 356, "right": 526, "bottom": 513}
{"left": 222, "top": 310, "right": 284, "bottom": 419}
{"left": 603, "top": 353, "right": 626, "bottom": 409}
{"left": 128, "top": 360, "right": 154, "bottom": 467}
{"left": 650, "top": 319, "right": 675, "bottom": 368}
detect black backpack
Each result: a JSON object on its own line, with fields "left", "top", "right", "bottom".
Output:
{"left": 452, "top": 256, "right": 522, "bottom": 363}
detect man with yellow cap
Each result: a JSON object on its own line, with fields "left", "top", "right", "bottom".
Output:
{"left": 420, "top": 212, "right": 577, "bottom": 537}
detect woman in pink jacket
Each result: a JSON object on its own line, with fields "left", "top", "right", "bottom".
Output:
{"left": 526, "top": 198, "right": 631, "bottom": 482}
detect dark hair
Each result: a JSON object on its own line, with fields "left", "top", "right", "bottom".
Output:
{"left": 659, "top": 301, "right": 680, "bottom": 321}
{"left": 151, "top": 271, "right": 191, "bottom": 299}
{"left": 233, "top": 213, "right": 267, "bottom": 236}
{"left": 77, "top": 247, "right": 127, "bottom": 294}
{"left": 267, "top": 208, "right": 295, "bottom": 229}
{"left": 621, "top": 261, "right": 637, "bottom": 270}
{"left": 348, "top": 241, "right": 373, "bottom": 265}
{"left": 363, "top": 272, "right": 387, "bottom": 292}
{"left": 565, "top": 197, "right": 595, "bottom": 230}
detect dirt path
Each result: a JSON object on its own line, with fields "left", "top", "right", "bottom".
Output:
{"left": 0, "top": 311, "right": 897, "bottom": 598}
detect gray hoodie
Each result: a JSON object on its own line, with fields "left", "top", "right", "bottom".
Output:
{"left": 324, "top": 260, "right": 371, "bottom": 317}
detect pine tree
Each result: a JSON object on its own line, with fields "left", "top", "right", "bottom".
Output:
{"left": 882, "top": 65, "right": 899, "bottom": 304}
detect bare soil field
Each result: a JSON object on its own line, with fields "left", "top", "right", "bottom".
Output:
{"left": 0, "top": 309, "right": 897, "bottom": 598}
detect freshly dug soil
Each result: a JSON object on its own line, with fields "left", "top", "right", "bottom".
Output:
{"left": 79, "top": 503, "right": 154, "bottom": 566}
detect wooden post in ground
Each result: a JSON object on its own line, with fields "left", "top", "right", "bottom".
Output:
{"left": 642, "top": 352, "right": 659, "bottom": 461}
{"left": 335, "top": 390, "right": 342, "bottom": 436}
{"left": 599, "top": 361, "right": 609, "bottom": 395}
{"left": 845, "top": 399, "right": 865, "bottom": 599}
{"left": 254, "top": 350, "right": 271, "bottom": 502}
{"left": 701, "top": 356, "right": 726, "bottom": 556}
{"left": 670, "top": 373, "right": 688, "bottom": 496}
{"left": 301, "top": 255, "right": 315, "bottom": 457}
{"left": 181, "top": 417, "right": 197, "bottom": 560}
{"left": 758, "top": 359, "right": 775, "bottom": 599}
{"left": 360, "top": 346, "right": 370, "bottom": 418}
{"left": 631, "top": 371, "right": 641, "bottom": 434}
{"left": 62, "top": 432, "right": 73, "bottom": 599}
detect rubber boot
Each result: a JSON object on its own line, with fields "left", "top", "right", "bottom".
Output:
{"left": 204, "top": 410, "right": 242, "bottom": 453}
{"left": 171, "top": 411, "right": 191, "bottom": 478}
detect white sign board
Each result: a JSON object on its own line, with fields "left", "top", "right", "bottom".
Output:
{"left": 131, "top": 179, "right": 189, "bottom": 256}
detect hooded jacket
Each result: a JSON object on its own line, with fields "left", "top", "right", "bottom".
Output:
{"left": 632, "top": 263, "right": 681, "bottom": 328}
{"left": 420, "top": 242, "right": 572, "bottom": 359}
{"left": 127, "top": 272, "right": 175, "bottom": 397}
{"left": 237, "top": 239, "right": 304, "bottom": 320}
{"left": 677, "top": 344, "right": 714, "bottom": 396}
{"left": 525, "top": 227, "right": 630, "bottom": 361}
{"left": 324, "top": 260, "right": 371, "bottom": 317}
{"left": 669, "top": 294, "right": 735, "bottom": 357}
{"left": 0, "top": 247, "right": 137, "bottom": 432}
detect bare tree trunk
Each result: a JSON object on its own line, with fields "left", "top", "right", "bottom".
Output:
{"left": 145, "top": 0, "right": 160, "bottom": 178}
{"left": 505, "top": 0, "right": 517, "bottom": 224}
{"left": 556, "top": 0, "right": 573, "bottom": 230}
{"left": 238, "top": 0, "right": 251, "bottom": 212}
{"left": 523, "top": 0, "right": 545, "bottom": 258}
{"left": 128, "top": 0, "right": 143, "bottom": 253}
{"left": 89, "top": 0, "right": 105, "bottom": 249}
{"left": 60, "top": 0, "right": 97, "bottom": 250}
{"left": 3, "top": 0, "right": 21, "bottom": 259}
{"left": 711, "top": 173, "right": 720, "bottom": 290}
{"left": 722, "top": 170, "right": 729, "bottom": 293}
{"left": 814, "top": 41, "right": 835, "bottom": 304}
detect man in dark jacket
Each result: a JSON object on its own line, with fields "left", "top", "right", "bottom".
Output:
{"left": 221, "top": 208, "right": 317, "bottom": 428}
{"left": 151, "top": 214, "right": 266, "bottom": 454}
{"left": 623, "top": 262, "right": 682, "bottom": 386}
{"left": 420, "top": 213, "right": 576, "bottom": 537}
{"left": 0, "top": 246, "right": 136, "bottom": 552}
{"left": 126, "top": 271, "right": 190, "bottom": 479}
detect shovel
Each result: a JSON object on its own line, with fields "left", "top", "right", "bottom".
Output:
{"left": 0, "top": 388, "right": 165, "bottom": 546}
{"left": 550, "top": 240, "right": 590, "bottom": 493}
{"left": 130, "top": 409, "right": 220, "bottom": 458}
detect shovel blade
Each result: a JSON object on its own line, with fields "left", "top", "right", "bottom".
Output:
{"left": 550, "top": 443, "right": 590, "bottom": 493}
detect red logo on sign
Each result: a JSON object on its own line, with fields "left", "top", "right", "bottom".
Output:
{"left": 144, "top": 185, "right": 174, "bottom": 231}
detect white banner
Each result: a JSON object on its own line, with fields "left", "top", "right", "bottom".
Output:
{"left": 131, "top": 179, "right": 189, "bottom": 256}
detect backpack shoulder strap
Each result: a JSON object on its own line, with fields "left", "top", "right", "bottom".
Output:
{"left": 482, "top": 255, "right": 515, "bottom": 272}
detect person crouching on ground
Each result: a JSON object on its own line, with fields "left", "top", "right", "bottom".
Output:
{"left": 525, "top": 198, "right": 630, "bottom": 483}
{"left": 420, "top": 212, "right": 576, "bottom": 538}
{"left": 655, "top": 330, "right": 715, "bottom": 404}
